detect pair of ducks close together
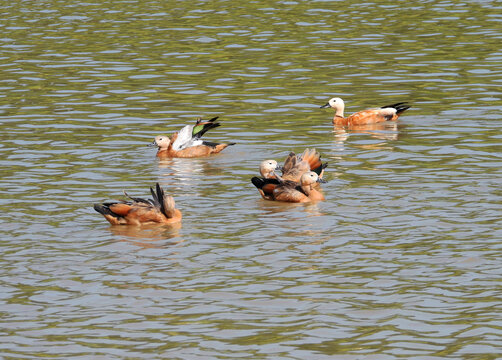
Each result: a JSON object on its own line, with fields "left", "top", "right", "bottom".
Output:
{"left": 94, "top": 98, "right": 411, "bottom": 226}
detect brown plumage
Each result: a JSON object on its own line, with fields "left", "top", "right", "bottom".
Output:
{"left": 150, "top": 116, "right": 235, "bottom": 158}
{"left": 94, "top": 183, "right": 182, "bottom": 226}
{"left": 321, "top": 97, "right": 410, "bottom": 126}
{"left": 259, "top": 149, "right": 327, "bottom": 182}
{"left": 251, "top": 171, "right": 325, "bottom": 203}
{"left": 280, "top": 148, "right": 327, "bottom": 182}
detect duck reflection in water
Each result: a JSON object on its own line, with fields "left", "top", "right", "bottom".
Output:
{"left": 156, "top": 156, "right": 225, "bottom": 176}
{"left": 155, "top": 156, "right": 230, "bottom": 199}
{"left": 255, "top": 197, "right": 326, "bottom": 216}
{"left": 108, "top": 222, "right": 183, "bottom": 248}
{"left": 333, "top": 121, "right": 401, "bottom": 144}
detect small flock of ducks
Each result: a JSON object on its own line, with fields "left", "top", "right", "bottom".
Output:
{"left": 94, "top": 98, "right": 411, "bottom": 226}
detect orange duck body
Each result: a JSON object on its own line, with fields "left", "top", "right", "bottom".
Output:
{"left": 155, "top": 137, "right": 232, "bottom": 158}
{"left": 94, "top": 183, "right": 182, "bottom": 226}
{"left": 321, "top": 97, "right": 410, "bottom": 126}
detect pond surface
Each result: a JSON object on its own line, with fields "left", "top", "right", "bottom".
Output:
{"left": 0, "top": 0, "right": 501, "bottom": 358}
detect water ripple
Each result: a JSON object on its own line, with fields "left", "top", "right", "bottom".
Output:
{"left": 0, "top": 0, "right": 501, "bottom": 358}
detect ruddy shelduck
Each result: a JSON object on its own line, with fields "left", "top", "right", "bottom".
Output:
{"left": 150, "top": 116, "right": 235, "bottom": 158}
{"left": 320, "top": 97, "right": 410, "bottom": 126}
{"left": 259, "top": 148, "right": 327, "bottom": 183}
{"left": 94, "top": 183, "right": 182, "bottom": 226}
{"left": 252, "top": 171, "right": 325, "bottom": 203}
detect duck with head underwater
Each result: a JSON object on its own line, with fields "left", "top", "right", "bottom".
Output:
{"left": 94, "top": 183, "right": 182, "bottom": 226}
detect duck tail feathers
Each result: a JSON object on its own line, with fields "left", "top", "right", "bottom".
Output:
{"left": 381, "top": 102, "right": 411, "bottom": 115}
{"left": 301, "top": 148, "right": 323, "bottom": 171}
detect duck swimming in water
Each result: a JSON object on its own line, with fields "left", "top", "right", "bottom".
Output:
{"left": 320, "top": 97, "right": 410, "bottom": 126}
{"left": 150, "top": 116, "right": 235, "bottom": 158}
{"left": 94, "top": 183, "right": 182, "bottom": 226}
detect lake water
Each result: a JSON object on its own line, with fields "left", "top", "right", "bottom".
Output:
{"left": 0, "top": 0, "right": 501, "bottom": 359}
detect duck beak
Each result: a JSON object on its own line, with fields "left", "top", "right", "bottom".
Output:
{"left": 147, "top": 140, "right": 157, "bottom": 147}
{"left": 317, "top": 177, "right": 328, "bottom": 184}
{"left": 320, "top": 102, "right": 331, "bottom": 109}
{"left": 275, "top": 166, "right": 284, "bottom": 172}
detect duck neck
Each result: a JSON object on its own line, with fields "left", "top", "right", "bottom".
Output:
{"left": 300, "top": 184, "right": 312, "bottom": 196}
{"left": 260, "top": 169, "right": 273, "bottom": 178}
{"left": 335, "top": 104, "right": 344, "bottom": 118}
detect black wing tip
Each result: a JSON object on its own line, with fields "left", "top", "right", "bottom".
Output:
{"left": 201, "top": 140, "right": 219, "bottom": 148}
{"left": 93, "top": 203, "right": 104, "bottom": 213}
{"left": 124, "top": 190, "right": 150, "bottom": 204}
{"left": 382, "top": 102, "right": 411, "bottom": 112}
{"left": 150, "top": 186, "right": 157, "bottom": 200}
{"left": 381, "top": 101, "right": 405, "bottom": 108}
{"left": 155, "top": 183, "right": 171, "bottom": 218}
{"left": 155, "top": 182, "right": 165, "bottom": 202}
{"left": 251, "top": 177, "right": 265, "bottom": 189}
{"left": 312, "top": 162, "right": 328, "bottom": 176}
{"left": 150, "top": 185, "right": 163, "bottom": 209}
{"left": 252, "top": 177, "right": 281, "bottom": 189}
{"left": 155, "top": 182, "right": 163, "bottom": 196}
{"left": 196, "top": 116, "right": 219, "bottom": 124}
{"left": 398, "top": 104, "right": 411, "bottom": 112}
{"left": 195, "top": 122, "right": 221, "bottom": 139}
{"left": 94, "top": 203, "right": 111, "bottom": 216}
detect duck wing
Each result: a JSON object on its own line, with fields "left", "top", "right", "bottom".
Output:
{"left": 171, "top": 125, "right": 195, "bottom": 150}
{"left": 193, "top": 116, "right": 220, "bottom": 139}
